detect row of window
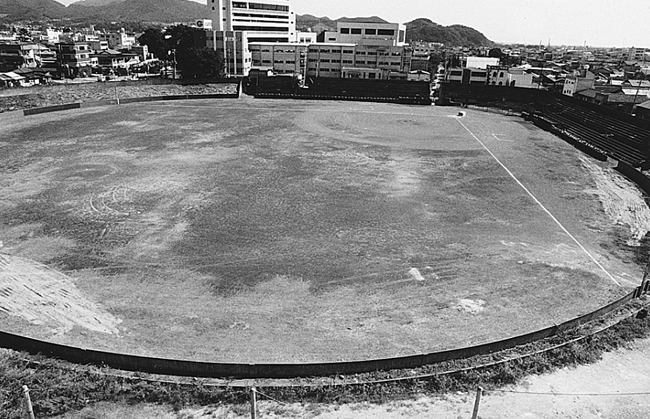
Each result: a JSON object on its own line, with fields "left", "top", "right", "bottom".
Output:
{"left": 232, "top": 2, "right": 289, "bottom": 11}
{"left": 232, "top": 26, "right": 289, "bottom": 32}
{"left": 339, "top": 28, "right": 396, "bottom": 36}
{"left": 233, "top": 13, "right": 289, "bottom": 19}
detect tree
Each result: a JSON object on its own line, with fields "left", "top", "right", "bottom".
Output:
{"left": 138, "top": 25, "right": 224, "bottom": 79}
{"left": 488, "top": 48, "right": 504, "bottom": 58}
{"left": 137, "top": 28, "right": 168, "bottom": 60}
{"left": 176, "top": 47, "right": 224, "bottom": 79}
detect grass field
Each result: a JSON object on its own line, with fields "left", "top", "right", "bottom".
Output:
{"left": 0, "top": 97, "right": 647, "bottom": 363}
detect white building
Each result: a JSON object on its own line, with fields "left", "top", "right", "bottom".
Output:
{"left": 465, "top": 56, "right": 499, "bottom": 69}
{"left": 487, "top": 66, "right": 535, "bottom": 87}
{"left": 208, "top": 0, "right": 295, "bottom": 43}
{"left": 327, "top": 20, "right": 406, "bottom": 47}
{"left": 562, "top": 71, "right": 595, "bottom": 96}
{"left": 207, "top": 30, "right": 252, "bottom": 76}
{"left": 296, "top": 31, "right": 317, "bottom": 44}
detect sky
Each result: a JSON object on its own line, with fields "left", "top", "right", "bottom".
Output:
{"left": 54, "top": 0, "right": 649, "bottom": 48}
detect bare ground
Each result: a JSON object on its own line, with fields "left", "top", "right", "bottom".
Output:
{"left": 0, "top": 100, "right": 646, "bottom": 363}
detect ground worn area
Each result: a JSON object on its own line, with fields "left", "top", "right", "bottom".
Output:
{"left": 0, "top": 99, "right": 646, "bottom": 363}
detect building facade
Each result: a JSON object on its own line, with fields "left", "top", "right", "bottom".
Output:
{"left": 208, "top": 0, "right": 295, "bottom": 43}
{"left": 327, "top": 21, "right": 406, "bottom": 47}
{"left": 207, "top": 30, "right": 252, "bottom": 76}
{"left": 249, "top": 41, "right": 411, "bottom": 79}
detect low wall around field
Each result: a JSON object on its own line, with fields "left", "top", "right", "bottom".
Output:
{"left": 0, "top": 285, "right": 644, "bottom": 379}
{"left": 22, "top": 87, "right": 241, "bottom": 116}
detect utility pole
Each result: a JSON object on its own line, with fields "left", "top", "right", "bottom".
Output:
{"left": 249, "top": 387, "right": 257, "bottom": 419}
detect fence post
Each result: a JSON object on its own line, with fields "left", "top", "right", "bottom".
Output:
{"left": 471, "top": 386, "right": 483, "bottom": 419}
{"left": 22, "top": 385, "right": 35, "bottom": 419}
{"left": 250, "top": 387, "right": 257, "bottom": 419}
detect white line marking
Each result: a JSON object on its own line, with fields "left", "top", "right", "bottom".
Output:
{"left": 492, "top": 134, "right": 512, "bottom": 142}
{"left": 455, "top": 117, "right": 623, "bottom": 287}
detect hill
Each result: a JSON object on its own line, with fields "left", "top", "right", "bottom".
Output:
{"left": 0, "top": 0, "right": 68, "bottom": 20}
{"left": 66, "top": 0, "right": 206, "bottom": 22}
{"left": 405, "top": 18, "right": 493, "bottom": 47}
{"left": 68, "top": 0, "right": 125, "bottom": 7}
{"left": 0, "top": 0, "right": 206, "bottom": 22}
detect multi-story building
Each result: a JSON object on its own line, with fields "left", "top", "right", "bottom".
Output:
{"left": 100, "top": 30, "right": 137, "bottom": 49}
{"left": 295, "top": 31, "right": 317, "bottom": 44}
{"left": 249, "top": 42, "right": 306, "bottom": 74}
{"left": 249, "top": 41, "right": 411, "bottom": 79}
{"left": 562, "top": 70, "right": 595, "bottom": 96}
{"left": 207, "top": 30, "right": 252, "bottom": 76}
{"left": 208, "top": 0, "right": 295, "bottom": 43}
{"left": 446, "top": 67, "right": 488, "bottom": 84}
{"left": 628, "top": 47, "right": 648, "bottom": 62}
{"left": 487, "top": 66, "right": 535, "bottom": 87}
{"left": 56, "top": 42, "right": 97, "bottom": 77}
{"left": 326, "top": 20, "right": 406, "bottom": 47}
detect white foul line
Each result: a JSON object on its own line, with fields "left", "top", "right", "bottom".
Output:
{"left": 455, "top": 117, "right": 622, "bottom": 287}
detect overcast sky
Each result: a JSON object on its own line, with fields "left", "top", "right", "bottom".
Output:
{"left": 55, "top": 0, "right": 649, "bottom": 48}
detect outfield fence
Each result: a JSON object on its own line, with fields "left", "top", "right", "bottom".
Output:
{"left": 1, "top": 281, "right": 648, "bottom": 379}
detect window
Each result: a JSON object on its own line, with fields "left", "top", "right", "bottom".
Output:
{"left": 351, "top": 28, "right": 362, "bottom": 34}
{"left": 248, "top": 2, "right": 289, "bottom": 11}
{"left": 233, "top": 26, "right": 289, "bottom": 32}
{"left": 492, "top": 71, "right": 497, "bottom": 77}
{"left": 343, "top": 49, "right": 354, "bottom": 54}
{"left": 340, "top": 28, "right": 350, "bottom": 34}
{"left": 365, "top": 29, "right": 376, "bottom": 35}
{"left": 377, "top": 29, "right": 395, "bottom": 36}
{"left": 499, "top": 72, "right": 504, "bottom": 77}
{"left": 232, "top": 1, "right": 247, "bottom": 8}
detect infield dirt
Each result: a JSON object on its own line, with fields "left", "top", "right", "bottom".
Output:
{"left": 0, "top": 98, "right": 648, "bottom": 363}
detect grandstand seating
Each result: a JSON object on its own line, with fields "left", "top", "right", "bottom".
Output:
{"left": 539, "top": 97, "right": 650, "bottom": 166}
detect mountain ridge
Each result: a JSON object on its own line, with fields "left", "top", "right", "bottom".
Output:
{"left": 0, "top": 0, "right": 493, "bottom": 46}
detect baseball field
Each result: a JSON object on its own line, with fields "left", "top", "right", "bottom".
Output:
{"left": 0, "top": 97, "right": 648, "bottom": 364}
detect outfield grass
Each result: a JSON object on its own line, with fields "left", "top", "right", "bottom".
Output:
{"left": 0, "top": 98, "right": 645, "bottom": 363}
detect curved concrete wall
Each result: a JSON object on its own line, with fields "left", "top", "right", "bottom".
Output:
{"left": 0, "top": 287, "right": 641, "bottom": 379}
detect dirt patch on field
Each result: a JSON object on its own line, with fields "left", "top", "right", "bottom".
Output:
{"left": 581, "top": 156, "right": 650, "bottom": 246}
{"left": 0, "top": 254, "right": 121, "bottom": 334}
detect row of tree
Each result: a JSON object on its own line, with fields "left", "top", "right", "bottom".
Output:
{"left": 138, "top": 25, "right": 224, "bottom": 80}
